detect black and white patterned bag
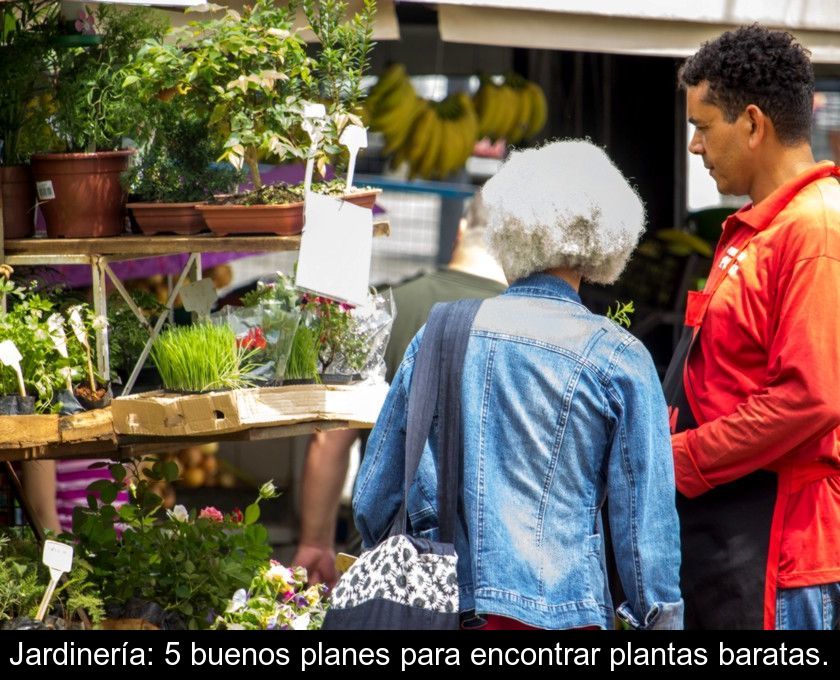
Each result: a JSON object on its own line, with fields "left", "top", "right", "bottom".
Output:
{"left": 323, "top": 299, "right": 481, "bottom": 630}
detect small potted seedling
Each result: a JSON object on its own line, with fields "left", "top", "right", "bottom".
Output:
{"left": 67, "top": 306, "right": 110, "bottom": 409}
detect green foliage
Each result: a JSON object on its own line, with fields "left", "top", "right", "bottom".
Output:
{"left": 122, "top": 99, "right": 240, "bottom": 202}
{"left": 71, "top": 459, "right": 278, "bottom": 630}
{"left": 0, "top": 1, "right": 58, "bottom": 164}
{"left": 50, "top": 5, "right": 167, "bottom": 152}
{"left": 124, "top": 0, "right": 312, "bottom": 188}
{"left": 0, "top": 279, "right": 97, "bottom": 411}
{"left": 0, "top": 530, "right": 105, "bottom": 625}
{"left": 285, "top": 324, "right": 321, "bottom": 382}
{"left": 107, "top": 288, "right": 163, "bottom": 378}
{"left": 606, "top": 300, "right": 635, "bottom": 329}
{"left": 150, "top": 323, "right": 258, "bottom": 392}
{"left": 303, "top": 295, "right": 369, "bottom": 373}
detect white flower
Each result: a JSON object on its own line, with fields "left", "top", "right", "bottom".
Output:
{"left": 91, "top": 315, "right": 108, "bottom": 331}
{"left": 167, "top": 504, "right": 189, "bottom": 522}
{"left": 291, "top": 613, "right": 310, "bottom": 631}
{"left": 227, "top": 588, "right": 248, "bottom": 613}
{"left": 259, "top": 480, "right": 278, "bottom": 499}
{"left": 266, "top": 564, "right": 294, "bottom": 587}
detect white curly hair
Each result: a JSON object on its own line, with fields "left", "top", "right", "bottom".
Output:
{"left": 481, "top": 140, "right": 646, "bottom": 285}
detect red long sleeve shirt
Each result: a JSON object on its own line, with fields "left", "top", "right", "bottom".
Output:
{"left": 673, "top": 161, "right": 840, "bottom": 587}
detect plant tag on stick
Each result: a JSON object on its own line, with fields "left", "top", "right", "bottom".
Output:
{"left": 340, "top": 125, "right": 368, "bottom": 192}
{"left": 0, "top": 340, "right": 25, "bottom": 397}
{"left": 36, "top": 540, "right": 74, "bottom": 621}
{"left": 47, "top": 313, "right": 69, "bottom": 358}
{"left": 68, "top": 307, "right": 89, "bottom": 348}
{"left": 36, "top": 181, "right": 55, "bottom": 201}
{"left": 296, "top": 193, "right": 372, "bottom": 306}
{"left": 302, "top": 102, "right": 327, "bottom": 194}
{"left": 180, "top": 278, "right": 217, "bottom": 318}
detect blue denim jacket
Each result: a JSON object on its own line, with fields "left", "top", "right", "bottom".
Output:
{"left": 353, "top": 273, "right": 683, "bottom": 629}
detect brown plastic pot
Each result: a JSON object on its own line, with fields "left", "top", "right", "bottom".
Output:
{"left": 342, "top": 188, "right": 381, "bottom": 209}
{"left": 197, "top": 201, "right": 305, "bottom": 236}
{"left": 127, "top": 202, "right": 208, "bottom": 235}
{"left": 0, "top": 165, "right": 36, "bottom": 239}
{"left": 30, "top": 150, "right": 133, "bottom": 238}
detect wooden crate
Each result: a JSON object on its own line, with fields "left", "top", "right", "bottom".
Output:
{"left": 0, "top": 408, "right": 115, "bottom": 448}
{"left": 112, "top": 383, "right": 389, "bottom": 438}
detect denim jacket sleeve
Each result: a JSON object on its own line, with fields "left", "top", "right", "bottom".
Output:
{"left": 352, "top": 333, "right": 421, "bottom": 549}
{"left": 605, "top": 337, "right": 684, "bottom": 630}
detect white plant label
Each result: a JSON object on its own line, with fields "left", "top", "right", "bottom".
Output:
{"left": 302, "top": 102, "right": 327, "bottom": 194}
{"left": 295, "top": 192, "right": 373, "bottom": 306}
{"left": 47, "top": 313, "right": 69, "bottom": 358}
{"left": 68, "top": 307, "right": 89, "bottom": 347}
{"left": 36, "top": 181, "right": 55, "bottom": 201}
{"left": 36, "top": 540, "right": 74, "bottom": 621}
{"left": 340, "top": 125, "right": 368, "bottom": 192}
{"left": 0, "top": 339, "right": 26, "bottom": 398}
{"left": 180, "top": 278, "right": 217, "bottom": 316}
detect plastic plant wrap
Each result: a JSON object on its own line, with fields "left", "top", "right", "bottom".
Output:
{"left": 304, "top": 288, "right": 394, "bottom": 384}
{"left": 212, "top": 301, "right": 300, "bottom": 386}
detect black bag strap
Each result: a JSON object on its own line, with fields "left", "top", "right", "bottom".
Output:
{"left": 388, "top": 298, "right": 482, "bottom": 540}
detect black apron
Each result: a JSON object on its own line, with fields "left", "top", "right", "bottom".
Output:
{"left": 663, "top": 326, "right": 776, "bottom": 629}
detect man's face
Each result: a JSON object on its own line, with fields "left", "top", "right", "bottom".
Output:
{"left": 686, "top": 81, "right": 753, "bottom": 196}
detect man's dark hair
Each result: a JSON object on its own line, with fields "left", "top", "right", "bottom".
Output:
{"left": 678, "top": 24, "right": 814, "bottom": 145}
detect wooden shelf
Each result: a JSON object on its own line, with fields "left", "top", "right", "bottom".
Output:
{"left": 3, "top": 219, "right": 389, "bottom": 262}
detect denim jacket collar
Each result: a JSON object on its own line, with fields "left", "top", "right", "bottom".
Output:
{"left": 505, "top": 272, "right": 583, "bottom": 306}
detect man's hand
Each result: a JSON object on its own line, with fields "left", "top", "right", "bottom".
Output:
{"left": 292, "top": 543, "right": 338, "bottom": 589}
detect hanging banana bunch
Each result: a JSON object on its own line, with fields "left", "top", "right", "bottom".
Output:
{"left": 473, "top": 74, "right": 547, "bottom": 143}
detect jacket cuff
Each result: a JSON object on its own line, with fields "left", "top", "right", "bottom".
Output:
{"left": 672, "top": 431, "right": 714, "bottom": 498}
{"left": 616, "top": 599, "right": 684, "bottom": 630}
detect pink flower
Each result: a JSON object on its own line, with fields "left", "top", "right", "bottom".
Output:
{"left": 199, "top": 506, "right": 224, "bottom": 522}
{"left": 74, "top": 10, "right": 96, "bottom": 36}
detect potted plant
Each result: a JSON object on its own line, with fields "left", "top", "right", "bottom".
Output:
{"left": 0, "top": 0, "right": 58, "bottom": 239}
{"left": 71, "top": 458, "right": 278, "bottom": 630}
{"left": 125, "top": 0, "right": 377, "bottom": 236}
{"left": 150, "top": 323, "right": 259, "bottom": 393}
{"left": 123, "top": 100, "right": 240, "bottom": 235}
{"left": 30, "top": 4, "right": 167, "bottom": 238}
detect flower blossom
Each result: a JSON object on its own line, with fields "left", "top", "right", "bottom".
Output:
{"left": 167, "top": 504, "right": 189, "bottom": 522}
{"left": 199, "top": 506, "right": 224, "bottom": 522}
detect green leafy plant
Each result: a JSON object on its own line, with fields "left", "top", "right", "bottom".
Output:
{"left": 107, "top": 289, "right": 164, "bottom": 379}
{"left": 0, "top": 1, "right": 59, "bottom": 165}
{"left": 150, "top": 323, "right": 259, "bottom": 392}
{"left": 49, "top": 4, "right": 167, "bottom": 152}
{"left": 606, "top": 300, "right": 635, "bottom": 329}
{"left": 303, "top": 294, "right": 369, "bottom": 373}
{"left": 285, "top": 324, "right": 321, "bottom": 382}
{"left": 214, "top": 562, "right": 328, "bottom": 630}
{"left": 0, "top": 278, "right": 94, "bottom": 411}
{"left": 0, "top": 530, "right": 105, "bottom": 626}
{"left": 71, "top": 460, "right": 278, "bottom": 630}
{"left": 124, "top": 0, "right": 312, "bottom": 188}
{"left": 122, "top": 99, "right": 240, "bottom": 202}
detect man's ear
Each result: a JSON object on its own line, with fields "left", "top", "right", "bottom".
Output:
{"left": 744, "top": 104, "right": 768, "bottom": 149}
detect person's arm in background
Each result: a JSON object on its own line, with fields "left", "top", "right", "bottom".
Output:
{"left": 607, "top": 339, "right": 683, "bottom": 630}
{"left": 291, "top": 428, "right": 359, "bottom": 588}
{"left": 673, "top": 255, "right": 840, "bottom": 498}
{"left": 21, "top": 460, "right": 61, "bottom": 534}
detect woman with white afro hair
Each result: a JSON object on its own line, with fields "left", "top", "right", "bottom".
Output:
{"left": 482, "top": 139, "right": 646, "bottom": 285}
{"left": 354, "top": 139, "right": 682, "bottom": 631}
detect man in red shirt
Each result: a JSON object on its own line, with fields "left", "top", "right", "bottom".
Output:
{"left": 665, "top": 25, "right": 840, "bottom": 629}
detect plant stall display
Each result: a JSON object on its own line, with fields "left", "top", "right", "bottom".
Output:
{"left": 71, "top": 459, "right": 278, "bottom": 630}
{"left": 215, "top": 562, "right": 328, "bottom": 630}
{"left": 150, "top": 323, "right": 259, "bottom": 393}
{"left": 125, "top": 0, "right": 377, "bottom": 235}
{"left": 0, "top": 0, "right": 58, "bottom": 238}
{"left": 123, "top": 100, "right": 241, "bottom": 235}
{"left": 0, "top": 530, "right": 105, "bottom": 630}
{"left": 106, "top": 288, "right": 164, "bottom": 387}
{"left": 31, "top": 4, "right": 167, "bottom": 237}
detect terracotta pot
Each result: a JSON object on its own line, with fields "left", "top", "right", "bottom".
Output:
{"left": 30, "top": 150, "right": 133, "bottom": 238}
{"left": 342, "top": 188, "right": 381, "bottom": 210}
{"left": 127, "top": 202, "right": 208, "bottom": 235}
{"left": 0, "top": 165, "right": 36, "bottom": 239}
{"left": 198, "top": 201, "right": 305, "bottom": 236}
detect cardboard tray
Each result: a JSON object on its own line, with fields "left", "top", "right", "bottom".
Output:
{"left": 0, "top": 408, "right": 114, "bottom": 448}
{"left": 111, "top": 383, "right": 389, "bottom": 438}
